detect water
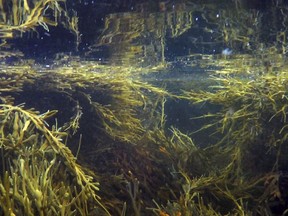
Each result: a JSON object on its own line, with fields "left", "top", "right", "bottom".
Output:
{"left": 1, "top": 0, "right": 288, "bottom": 215}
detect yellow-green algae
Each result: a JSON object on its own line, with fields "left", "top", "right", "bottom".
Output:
{"left": 0, "top": 0, "right": 79, "bottom": 40}
{"left": 1, "top": 55, "right": 287, "bottom": 215}
{"left": 0, "top": 0, "right": 288, "bottom": 215}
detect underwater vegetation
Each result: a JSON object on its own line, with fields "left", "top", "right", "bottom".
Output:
{"left": 0, "top": 104, "right": 108, "bottom": 215}
{"left": 0, "top": 57, "right": 175, "bottom": 215}
{"left": 1, "top": 0, "right": 288, "bottom": 216}
{"left": 0, "top": 0, "right": 79, "bottom": 40}
{"left": 0, "top": 53, "right": 288, "bottom": 215}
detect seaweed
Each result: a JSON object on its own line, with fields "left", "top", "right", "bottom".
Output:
{"left": 0, "top": 104, "right": 109, "bottom": 215}
{"left": 1, "top": 1, "right": 288, "bottom": 215}
{"left": 0, "top": 0, "right": 79, "bottom": 44}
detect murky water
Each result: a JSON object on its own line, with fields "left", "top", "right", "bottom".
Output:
{"left": 1, "top": 1, "right": 288, "bottom": 215}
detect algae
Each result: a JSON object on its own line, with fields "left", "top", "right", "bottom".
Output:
{"left": 0, "top": 1, "right": 288, "bottom": 216}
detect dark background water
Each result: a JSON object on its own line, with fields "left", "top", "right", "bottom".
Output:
{"left": 4, "top": 0, "right": 288, "bottom": 140}
{"left": 3, "top": 0, "right": 288, "bottom": 144}
{"left": 2, "top": 1, "right": 288, "bottom": 215}
{"left": 7, "top": 0, "right": 286, "bottom": 63}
